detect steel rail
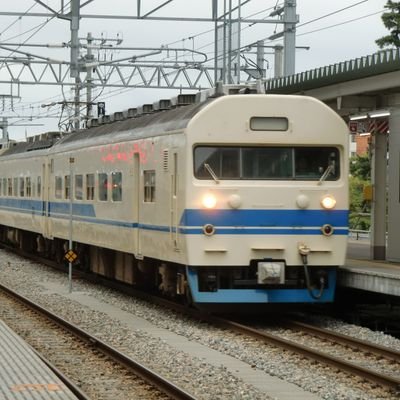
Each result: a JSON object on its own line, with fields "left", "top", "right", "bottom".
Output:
{"left": 0, "top": 282, "right": 197, "bottom": 400}
{"left": 283, "top": 319, "right": 400, "bottom": 363}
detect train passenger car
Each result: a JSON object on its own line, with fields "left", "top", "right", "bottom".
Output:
{"left": 0, "top": 84, "right": 349, "bottom": 309}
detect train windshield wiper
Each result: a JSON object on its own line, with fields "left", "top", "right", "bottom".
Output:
{"left": 317, "top": 164, "right": 334, "bottom": 185}
{"left": 204, "top": 163, "right": 220, "bottom": 184}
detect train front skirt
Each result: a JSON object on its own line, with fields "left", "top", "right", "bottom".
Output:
{"left": 186, "top": 266, "right": 337, "bottom": 304}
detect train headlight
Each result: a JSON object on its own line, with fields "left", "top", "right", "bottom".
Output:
{"left": 202, "top": 193, "right": 217, "bottom": 209}
{"left": 321, "top": 195, "right": 336, "bottom": 210}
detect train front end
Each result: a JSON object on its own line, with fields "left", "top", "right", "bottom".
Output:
{"left": 182, "top": 93, "right": 349, "bottom": 307}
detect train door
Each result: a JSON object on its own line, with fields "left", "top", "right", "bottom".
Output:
{"left": 43, "top": 159, "right": 52, "bottom": 239}
{"left": 133, "top": 153, "right": 142, "bottom": 258}
{"left": 170, "top": 151, "right": 179, "bottom": 249}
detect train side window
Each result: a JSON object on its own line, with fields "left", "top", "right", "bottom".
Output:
{"left": 111, "top": 172, "right": 122, "bottom": 202}
{"left": 65, "top": 175, "right": 70, "bottom": 199}
{"left": 55, "top": 176, "right": 62, "bottom": 199}
{"left": 8, "top": 178, "right": 12, "bottom": 196}
{"left": 19, "top": 178, "right": 25, "bottom": 197}
{"left": 98, "top": 173, "right": 108, "bottom": 201}
{"left": 75, "top": 174, "right": 83, "bottom": 200}
{"left": 86, "top": 174, "right": 94, "bottom": 200}
{"left": 13, "top": 178, "right": 18, "bottom": 197}
{"left": 144, "top": 170, "right": 155, "bottom": 202}
{"left": 0, "top": 179, "right": 2, "bottom": 196}
{"left": 2, "top": 178, "right": 6, "bottom": 196}
{"left": 26, "top": 177, "right": 31, "bottom": 197}
{"left": 37, "top": 176, "right": 41, "bottom": 198}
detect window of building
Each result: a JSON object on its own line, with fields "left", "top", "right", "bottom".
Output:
{"left": 112, "top": 172, "right": 122, "bottom": 202}
{"left": 65, "top": 175, "right": 70, "bottom": 199}
{"left": 75, "top": 174, "right": 83, "bottom": 200}
{"left": 55, "top": 176, "right": 62, "bottom": 199}
{"left": 144, "top": 170, "right": 156, "bottom": 202}
{"left": 86, "top": 173, "right": 94, "bottom": 200}
{"left": 98, "top": 173, "right": 108, "bottom": 201}
{"left": 19, "top": 177, "right": 25, "bottom": 197}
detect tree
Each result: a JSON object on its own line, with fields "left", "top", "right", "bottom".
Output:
{"left": 349, "top": 155, "right": 371, "bottom": 230}
{"left": 350, "top": 154, "right": 371, "bottom": 180}
{"left": 376, "top": 1, "right": 400, "bottom": 48}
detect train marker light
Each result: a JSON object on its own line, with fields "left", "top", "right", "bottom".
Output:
{"left": 203, "top": 224, "right": 215, "bottom": 236}
{"left": 321, "top": 224, "right": 334, "bottom": 236}
{"left": 296, "top": 194, "right": 310, "bottom": 209}
{"left": 228, "top": 194, "right": 242, "bottom": 209}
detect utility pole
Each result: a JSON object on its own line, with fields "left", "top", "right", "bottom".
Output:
{"left": 273, "top": 45, "right": 284, "bottom": 78}
{"left": 0, "top": 118, "right": 9, "bottom": 147}
{"left": 70, "top": 0, "right": 81, "bottom": 131}
{"left": 85, "top": 32, "right": 94, "bottom": 122}
{"left": 268, "top": 0, "right": 298, "bottom": 76}
{"left": 256, "top": 40, "right": 265, "bottom": 79}
{"left": 283, "top": 0, "right": 296, "bottom": 76}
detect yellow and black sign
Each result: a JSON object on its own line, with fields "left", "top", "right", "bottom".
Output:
{"left": 64, "top": 250, "right": 78, "bottom": 263}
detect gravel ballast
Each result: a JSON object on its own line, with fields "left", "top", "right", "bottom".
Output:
{"left": 0, "top": 250, "right": 399, "bottom": 400}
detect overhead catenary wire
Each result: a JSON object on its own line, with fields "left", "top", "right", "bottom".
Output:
{"left": 0, "top": 3, "right": 37, "bottom": 37}
{"left": 1, "top": 1, "right": 386, "bottom": 133}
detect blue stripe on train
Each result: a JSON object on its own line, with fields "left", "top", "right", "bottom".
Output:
{"left": 0, "top": 198, "right": 348, "bottom": 235}
{"left": 180, "top": 209, "right": 348, "bottom": 227}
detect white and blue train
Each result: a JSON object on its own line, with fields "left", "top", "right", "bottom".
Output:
{"left": 0, "top": 84, "right": 349, "bottom": 309}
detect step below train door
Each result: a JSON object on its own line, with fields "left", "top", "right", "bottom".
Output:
{"left": 133, "top": 153, "right": 142, "bottom": 258}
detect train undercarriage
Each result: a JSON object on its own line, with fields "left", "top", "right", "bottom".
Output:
{"left": 0, "top": 225, "right": 337, "bottom": 309}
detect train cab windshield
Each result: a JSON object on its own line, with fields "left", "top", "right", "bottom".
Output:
{"left": 194, "top": 146, "right": 340, "bottom": 181}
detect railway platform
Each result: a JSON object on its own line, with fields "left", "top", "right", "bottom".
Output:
{"left": 0, "top": 319, "right": 78, "bottom": 399}
{"left": 339, "top": 240, "right": 400, "bottom": 297}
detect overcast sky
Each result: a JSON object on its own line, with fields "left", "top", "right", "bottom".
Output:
{"left": 0, "top": 0, "right": 389, "bottom": 140}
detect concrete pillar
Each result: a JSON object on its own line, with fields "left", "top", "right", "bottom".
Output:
{"left": 370, "top": 131, "right": 387, "bottom": 260}
{"left": 387, "top": 107, "right": 400, "bottom": 261}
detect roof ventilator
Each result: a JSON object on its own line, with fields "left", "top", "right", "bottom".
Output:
{"left": 153, "top": 99, "right": 171, "bottom": 111}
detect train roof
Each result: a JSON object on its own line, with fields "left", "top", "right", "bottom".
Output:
{"left": 0, "top": 83, "right": 266, "bottom": 157}
{"left": 0, "top": 97, "right": 213, "bottom": 157}
{"left": 54, "top": 97, "right": 212, "bottom": 151}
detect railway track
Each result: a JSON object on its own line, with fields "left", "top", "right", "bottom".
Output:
{"left": 3, "top": 244, "right": 400, "bottom": 396}
{"left": 207, "top": 315, "right": 400, "bottom": 394}
{"left": 0, "top": 282, "right": 196, "bottom": 400}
